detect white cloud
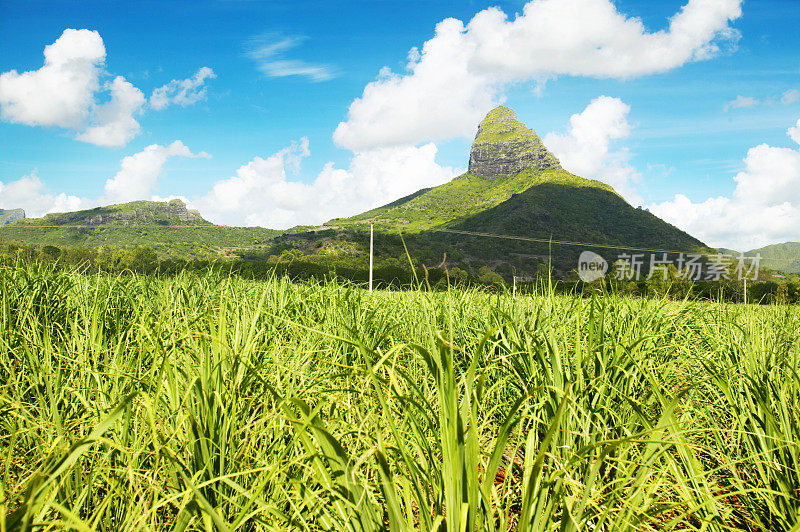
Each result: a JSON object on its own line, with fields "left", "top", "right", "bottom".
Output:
{"left": 150, "top": 67, "right": 216, "bottom": 110}
{"left": 789, "top": 119, "right": 800, "bottom": 145}
{"left": 781, "top": 89, "right": 800, "bottom": 106}
{"left": 0, "top": 171, "right": 94, "bottom": 218}
{"left": 1, "top": 141, "right": 210, "bottom": 217}
{"left": 0, "top": 29, "right": 214, "bottom": 147}
{"left": 103, "top": 141, "right": 210, "bottom": 204}
{"left": 724, "top": 95, "right": 759, "bottom": 111}
{"left": 724, "top": 89, "right": 800, "bottom": 111}
{"left": 543, "top": 96, "right": 642, "bottom": 204}
{"left": 246, "top": 35, "right": 336, "bottom": 82}
{"left": 0, "top": 29, "right": 105, "bottom": 129}
{"left": 333, "top": 0, "right": 742, "bottom": 151}
{"left": 2, "top": 137, "right": 451, "bottom": 227}
{"left": 75, "top": 76, "right": 145, "bottom": 147}
{"left": 193, "top": 139, "right": 459, "bottom": 228}
{"left": 650, "top": 117, "right": 800, "bottom": 250}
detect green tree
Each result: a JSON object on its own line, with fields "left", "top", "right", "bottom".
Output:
{"left": 477, "top": 266, "right": 504, "bottom": 286}
{"left": 123, "top": 247, "right": 158, "bottom": 274}
{"left": 448, "top": 267, "right": 469, "bottom": 285}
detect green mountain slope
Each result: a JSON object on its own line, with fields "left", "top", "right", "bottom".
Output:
{"left": 0, "top": 199, "right": 282, "bottom": 257}
{"left": 331, "top": 168, "right": 617, "bottom": 231}
{"left": 455, "top": 182, "right": 706, "bottom": 250}
{"left": 745, "top": 242, "right": 800, "bottom": 273}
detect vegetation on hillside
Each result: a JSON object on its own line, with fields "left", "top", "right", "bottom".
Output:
{"left": 455, "top": 182, "right": 708, "bottom": 250}
{"left": 2, "top": 261, "right": 800, "bottom": 529}
{"left": 0, "top": 200, "right": 285, "bottom": 258}
{"left": 745, "top": 241, "right": 800, "bottom": 273}
{"left": 0, "top": 224, "right": 282, "bottom": 258}
{"left": 330, "top": 169, "right": 615, "bottom": 231}
{"left": 472, "top": 106, "right": 540, "bottom": 144}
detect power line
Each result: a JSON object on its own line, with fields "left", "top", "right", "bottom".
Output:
{"left": 430, "top": 228, "right": 725, "bottom": 257}
{"left": 424, "top": 228, "right": 800, "bottom": 266}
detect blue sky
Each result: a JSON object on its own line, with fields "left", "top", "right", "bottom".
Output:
{"left": 0, "top": 0, "right": 799, "bottom": 249}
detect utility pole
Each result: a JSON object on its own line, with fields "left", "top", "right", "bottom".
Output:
{"left": 744, "top": 277, "right": 747, "bottom": 305}
{"left": 369, "top": 222, "right": 374, "bottom": 293}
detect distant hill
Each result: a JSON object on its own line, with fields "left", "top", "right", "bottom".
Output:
{"left": 716, "top": 243, "right": 800, "bottom": 274}
{"left": 0, "top": 208, "right": 24, "bottom": 226}
{"left": 0, "top": 199, "right": 282, "bottom": 257}
{"left": 745, "top": 242, "right": 800, "bottom": 274}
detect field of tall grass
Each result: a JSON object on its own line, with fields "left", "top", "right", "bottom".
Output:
{"left": 1, "top": 261, "right": 799, "bottom": 531}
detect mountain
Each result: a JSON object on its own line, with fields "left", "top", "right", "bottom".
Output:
{"left": 0, "top": 208, "right": 25, "bottom": 226}
{"left": 323, "top": 106, "right": 709, "bottom": 276}
{"left": 745, "top": 242, "right": 800, "bottom": 274}
{"left": 2, "top": 106, "right": 713, "bottom": 279}
{"left": 0, "top": 199, "right": 282, "bottom": 257}
{"left": 329, "top": 107, "right": 610, "bottom": 231}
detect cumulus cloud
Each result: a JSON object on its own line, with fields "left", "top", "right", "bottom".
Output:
{"left": 333, "top": 0, "right": 743, "bottom": 151}
{"left": 0, "top": 171, "right": 94, "bottom": 218}
{"left": 789, "top": 119, "right": 800, "bottom": 145}
{"left": 543, "top": 96, "right": 641, "bottom": 204}
{"left": 2, "top": 133, "right": 456, "bottom": 229}
{"left": 0, "top": 29, "right": 105, "bottom": 129}
{"left": 1, "top": 140, "right": 210, "bottom": 217}
{"left": 76, "top": 76, "right": 146, "bottom": 147}
{"left": 104, "top": 141, "right": 210, "bottom": 204}
{"left": 650, "top": 117, "right": 800, "bottom": 250}
{"left": 246, "top": 35, "right": 336, "bottom": 82}
{"left": 193, "top": 139, "right": 458, "bottom": 228}
{"left": 0, "top": 29, "right": 214, "bottom": 147}
{"left": 150, "top": 67, "right": 216, "bottom": 110}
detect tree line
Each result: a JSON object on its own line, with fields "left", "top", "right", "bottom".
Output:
{"left": 2, "top": 240, "right": 798, "bottom": 304}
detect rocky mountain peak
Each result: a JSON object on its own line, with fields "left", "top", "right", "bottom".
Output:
{"left": 40, "top": 199, "right": 205, "bottom": 226}
{"left": 468, "top": 106, "right": 560, "bottom": 178}
{"left": 0, "top": 208, "right": 25, "bottom": 226}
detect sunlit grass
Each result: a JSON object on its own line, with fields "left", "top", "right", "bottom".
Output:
{"left": 1, "top": 260, "right": 798, "bottom": 530}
